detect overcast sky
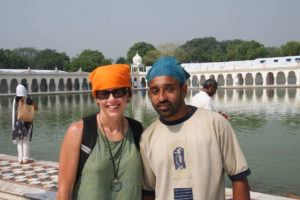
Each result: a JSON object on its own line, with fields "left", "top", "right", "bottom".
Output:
{"left": 1, "top": 0, "right": 300, "bottom": 61}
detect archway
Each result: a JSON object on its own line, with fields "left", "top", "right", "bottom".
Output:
{"left": 40, "top": 78, "right": 48, "bottom": 92}
{"left": 31, "top": 79, "right": 38, "bottom": 92}
{"left": 276, "top": 71, "right": 286, "bottom": 85}
{"left": 192, "top": 75, "right": 198, "bottom": 87}
{"left": 287, "top": 71, "right": 297, "bottom": 84}
{"left": 200, "top": 75, "right": 206, "bottom": 86}
{"left": 255, "top": 73, "right": 263, "bottom": 85}
{"left": 0, "top": 79, "right": 8, "bottom": 93}
{"left": 266, "top": 72, "right": 274, "bottom": 85}
{"left": 74, "top": 79, "right": 80, "bottom": 90}
{"left": 10, "top": 79, "right": 18, "bottom": 93}
{"left": 49, "top": 79, "right": 56, "bottom": 91}
{"left": 82, "top": 78, "right": 88, "bottom": 90}
{"left": 141, "top": 78, "right": 146, "bottom": 88}
{"left": 237, "top": 73, "right": 244, "bottom": 85}
{"left": 58, "top": 79, "right": 65, "bottom": 91}
{"left": 245, "top": 73, "right": 253, "bottom": 85}
{"left": 66, "top": 78, "right": 73, "bottom": 91}
{"left": 217, "top": 74, "right": 225, "bottom": 86}
{"left": 226, "top": 74, "right": 233, "bottom": 86}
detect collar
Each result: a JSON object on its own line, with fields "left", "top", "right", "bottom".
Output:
{"left": 159, "top": 106, "right": 197, "bottom": 126}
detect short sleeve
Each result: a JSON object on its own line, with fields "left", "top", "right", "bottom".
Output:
{"left": 218, "top": 120, "right": 251, "bottom": 180}
{"left": 140, "top": 139, "right": 156, "bottom": 191}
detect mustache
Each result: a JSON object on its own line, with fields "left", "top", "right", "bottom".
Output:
{"left": 157, "top": 100, "right": 171, "bottom": 106}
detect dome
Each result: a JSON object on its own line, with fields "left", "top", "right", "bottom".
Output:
{"left": 133, "top": 53, "right": 142, "bottom": 65}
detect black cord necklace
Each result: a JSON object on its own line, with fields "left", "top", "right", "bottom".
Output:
{"left": 99, "top": 115, "right": 126, "bottom": 192}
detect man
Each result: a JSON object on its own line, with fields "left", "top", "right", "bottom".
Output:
{"left": 190, "top": 78, "right": 218, "bottom": 110}
{"left": 140, "top": 57, "right": 251, "bottom": 200}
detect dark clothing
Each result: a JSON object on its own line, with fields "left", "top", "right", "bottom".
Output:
{"left": 12, "top": 97, "right": 33, "bottom": 141}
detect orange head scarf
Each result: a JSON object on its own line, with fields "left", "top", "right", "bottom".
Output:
{"left": 89, "top": 64, "right": 132, "bottom": 98}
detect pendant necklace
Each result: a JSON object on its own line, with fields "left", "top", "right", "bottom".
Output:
{"left": 99, "top": 116, "right": 126, "bottom": 192}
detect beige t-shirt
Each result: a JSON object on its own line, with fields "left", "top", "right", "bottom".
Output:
{"left": 140, "top": 108, "right": 250, "bottom": 200}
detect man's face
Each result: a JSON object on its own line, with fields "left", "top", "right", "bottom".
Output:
{"left": 207, "top": 86, "right": 217, "bottom": 97}
{"left": 148, "top": 76, "right": 187, "bottom": 121}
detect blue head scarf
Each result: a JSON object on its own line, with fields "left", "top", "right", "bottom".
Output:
{"left": 146, "top": 57, "right": 190, "bottom": 84}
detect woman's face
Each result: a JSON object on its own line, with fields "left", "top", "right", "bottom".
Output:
{"left": 95, "top": 87, "right": 130, "bottom": 118}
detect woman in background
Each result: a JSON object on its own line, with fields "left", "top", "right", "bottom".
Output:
{"left": 12, "top": 84, "right": 38, "bottom": 164}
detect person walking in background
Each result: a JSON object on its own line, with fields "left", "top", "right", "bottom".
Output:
{"left": 190, "top": 78, "right": 218, "bottom": 110}
{"left": 57, "top": 64, "right": 143, "bottom": 200}
{"left": 12, "top": 84, "right": 38, "bottom": 164}
{"left": 140, "top": 57, "right": 250, "bottom": 200}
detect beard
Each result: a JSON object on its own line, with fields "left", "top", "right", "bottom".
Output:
{"left": 153, "top": 97, "right": 184, "bottom": 119}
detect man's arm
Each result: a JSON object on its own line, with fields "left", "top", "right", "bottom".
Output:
{"left": 232, "top": 177, "right": 250, "bottom": 200}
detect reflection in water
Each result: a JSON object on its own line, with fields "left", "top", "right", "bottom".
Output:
{"left": 0, "top": 89, "right": 300, "bottom": 197}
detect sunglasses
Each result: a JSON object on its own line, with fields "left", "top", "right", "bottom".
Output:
{"left": 95, "top": 88, "right": 127, "bottom": 100}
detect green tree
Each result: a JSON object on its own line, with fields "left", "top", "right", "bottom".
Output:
{"left": 11, "top": 47, "right": 38, "bottom": 68}
{"left": 115, "top": 57, "right": 127, "bottom": 64}
{"left": 68, "top": 49, "right": 111, "bottom": 72}
{"left": 143, "top": 50, "right": 162, "bottom": 66}
{"left": 226, "top": 40, "right": 269, "bottom": 60}
{"left": 34, "top": 49, "right": 70, "bottom": 70}
{"left": 280, "top": 41, "right": 300, "bottom": 56}
{"left": 126, "top": 42, "right": 155, "bottom": 64}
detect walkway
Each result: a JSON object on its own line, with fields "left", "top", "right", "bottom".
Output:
{"left": 0, "top": 154, "right": 297, "bottom": 200}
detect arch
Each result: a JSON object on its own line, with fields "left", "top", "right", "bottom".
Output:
{"left": 217, "top": 74, "right": 225, "bottom": 86}
{"left": 276, "top": 71, "right": 286, "bottom": 85}
{"left": 192, "top": 75, "right": 198, "bottom": 87}
{"left": 200, "top": 75, "right": 206, "bottom": 86}
{"left": 209, "top": 74, "right": 215, "bottom": 80}
{"left": 287, "top": 71, "right": 297, "bottom": 84}
{"left": 0, "top": 79, "right": 8, "bottom": 93}
{"left": 226, "top": 74, "right": 233, "bottom": 86}
{"left": 89, "top": 83, "right": 92, "bottom": 90}
{"left": 74, "top": 78, "right": 80, "bottom": 91}
{"left": 21, "top": 79, "right": 28, "bottom": 89}
{"left": 66, "top": 78, "right": 73, "bottom": 91}
{"left": 141, "top": 78, "right": 146, "bottom": 88}
{"left": 245, "top": 73, "right": 253, "bottom": 85}
{"left": 266, "top": 72, "right": 274, "bottom": 85}
{"left": 237, "top": 73, "right": 244, "bottom": 85}
{"left": 255, "top": 73, "right": 263, "bottom": 85}
{"left": 186, "top": 79, "right": 191, "bottom": 87}
{"left": 40, "top": 78, "right": 48, "bottom": 92}
{"left": 49, "top": 79, "right": 56, "bottom": 91}
{"left": 58, "top": 79, "right": 65, "bottom": 91}
{"left": 31, "top": 79, "right": 38, "bottom": 92}
{"left": 10, "top": 79, "right": 18, "bottom": 93}
{"left": 82, "top": 78, "right": 88, "bottom": 90}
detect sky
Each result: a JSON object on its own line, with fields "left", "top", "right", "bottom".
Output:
{"left": 1, "top": 0, "right": 300, "bottom": 61}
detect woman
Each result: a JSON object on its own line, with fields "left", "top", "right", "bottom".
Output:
{"left": 57, "top": 64, "right": 143, "bottom": 200}
{"left": 12, "top": 84, "right": 38, "bottom": 164}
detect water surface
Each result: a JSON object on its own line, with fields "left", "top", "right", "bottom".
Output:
{"left": 0, "top": 88, "right": 299, "bottom": 197}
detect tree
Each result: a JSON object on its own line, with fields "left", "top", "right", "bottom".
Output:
{"left": 143, "top": 50, "right": 162, "bottom": 66}
{"left": 11, "top": 47, "right": 38, "bottom": 68}
{"left": 115, "top": 57, "right": 127, "bottom": 64}
{"left": 34, "top": 49, "right": 70, "bottom": 70}
{"left": 280, "top": 41, "right": 300, "bottom": 56}
{"left": 68, "top": 49, "right": 111, "bottom": 72}
{"left": 226, "top": 41, "right": 269, "bottom": 60}
{"left": 126, "top": 42, "right": 155, "bottom": 64}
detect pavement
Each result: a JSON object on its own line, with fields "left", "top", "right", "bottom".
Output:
{"left": 0, "top": 154, "right": 298, "bottom": 200}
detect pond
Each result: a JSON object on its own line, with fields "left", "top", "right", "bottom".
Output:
{"left": 0, "top": 88, "right": 299, "bottom": 197}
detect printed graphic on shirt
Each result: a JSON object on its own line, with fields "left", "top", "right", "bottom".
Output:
{"left": 169, "top": 141, "right": 190, "bottom": 179}
{"left": 174, "top": 188, "right": 193, "bottom": 200}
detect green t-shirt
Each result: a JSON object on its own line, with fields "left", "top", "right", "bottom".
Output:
{"left": 73, "top": 127, "right": 142, "bottom": 200}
